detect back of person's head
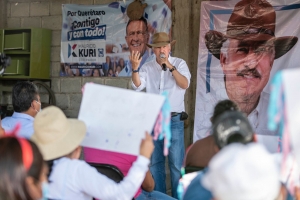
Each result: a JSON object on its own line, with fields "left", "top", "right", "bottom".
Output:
{"left": 31, "top": 106, "right": 86, "bottom": 161}
{"left": 12, "top": 81, "right": 39, "bottom": 113}
{"left": 211, "top": 99, "right": 239, "bottom": 124}
{"left": 212, "top": 111, "right": 254, "bottom": 149}
{"left": 0, "top": 137, "right": 46, "bottom": 200}
{"left": 202, "top": 143, "right": 280, "bottom": 200}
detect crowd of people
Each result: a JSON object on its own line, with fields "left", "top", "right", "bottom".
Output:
{"left": 1, "top": 0, "right": 300, "bottom": 199}
{"left": 1, "top": 83, "right": 299, "bottom": 200}
{"left": 61, "top": 56, "right": 127, "bottom": 77}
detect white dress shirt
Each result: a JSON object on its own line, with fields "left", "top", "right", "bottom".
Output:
{"left": 48, "top": 156, "right": 149, "bottom": 200}
{"left": 247, "top": 91, "right": 279, "bottom": 153}
{"left": 131, "top": 55, "right": 191, "bottom": 112}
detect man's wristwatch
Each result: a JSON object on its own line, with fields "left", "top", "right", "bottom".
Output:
{"left": 132, "top": 69, "right": 139, "bottom": 73}
{"left": 169, "top": 66, "right": 176, "bottom": 72}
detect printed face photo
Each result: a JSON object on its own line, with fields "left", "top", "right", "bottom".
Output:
{"left": 125, "top": 20, "right": 149, "bottom": 56}
{"left": 220, "top": 39, "right": 275, "bottom": 104}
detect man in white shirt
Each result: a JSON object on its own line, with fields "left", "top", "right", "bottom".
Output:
{"left": 131, "top": 32, "right": 191, "bottom": 198}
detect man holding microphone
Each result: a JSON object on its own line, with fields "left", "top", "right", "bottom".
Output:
{"left": 131, "top": 32, "right": 191, "bottom": 198}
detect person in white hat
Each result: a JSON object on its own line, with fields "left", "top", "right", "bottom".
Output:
{"left": 31, "top": 106, "right": 154, "bottom": 200}
{"left": 202, "top": 143, "right": 280, "bottom": 200}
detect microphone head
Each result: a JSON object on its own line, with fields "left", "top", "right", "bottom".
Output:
{"left": 160, "top": 53, "right": 166, "bottom": 59}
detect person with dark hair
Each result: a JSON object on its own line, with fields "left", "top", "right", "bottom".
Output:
{"left": 31, "top": 106, "right": 155, "bottom": 200}
{"left": 185, "top": 99, "right": 239, "bottom": 171}
{"left": 0, "top": 136, "right": 48, "bottom": 200}
{"left": 118, "top": 17, "right": 152, "bottom": 76}
{"left": 181, "top": 111, "right": 256, "bottom": 200}
{"left": 2, "top": 81, "right": 41, "bottom": 138}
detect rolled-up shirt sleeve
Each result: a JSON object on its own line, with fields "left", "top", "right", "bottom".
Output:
{"left": 131, "top": 71, "right": 147, "bottom": 92}
{"left": 177, "top": 60, "right": 191, "bottom": 87}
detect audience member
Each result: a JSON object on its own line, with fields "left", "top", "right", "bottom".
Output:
{"left": 2, "top": 81, "right": 41, "bottom": 138}
{"left": 84, "top": 148, "right": 176, "bottom": 200}
{"left": 31, "top": 106, "right": 154, "bottom": 200}
{"left": 202, "top": 143, "right": 280, "bottom": 200}
{"left": 185, "top": 99, "right": 239, "bottom": 169}
{"left": 0, "top": 119, "right": 5, "bottom": 137}
{"left": 92, "top": 69, "right": 100, "bottom": 77}
{"left": 182, "top": 111, "right": 255, "bottom": 200}
{"left": 0, "top": 136, "right": 48, "bottom": 200}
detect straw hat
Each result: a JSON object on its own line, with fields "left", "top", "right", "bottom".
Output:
{"left": 31, "top": 106, "right": 86, "bottom": 161}
{"left": 146, "top": 32, "right": 176, "bottom": 48}
{"left": 205, "top": 0, "right": 298, "bottom": 60}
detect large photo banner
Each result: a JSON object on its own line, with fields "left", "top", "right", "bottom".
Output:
{"left": 194, "top": 0, "right": 300, "bottom": 152}
{"left": 60, "top": 0, "right": 171, "bottom": 77}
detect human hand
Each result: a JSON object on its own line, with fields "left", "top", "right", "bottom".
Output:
{"left": 158, "top": 53, "right": 172, "bottom": 69}
{"left": 139, "top": 132, "right": 154, "bottom": 159}
{"left": 129, "top": 51, "right": 142, "bottom": 71}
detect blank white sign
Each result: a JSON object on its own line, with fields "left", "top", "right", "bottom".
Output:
{"left": 79, "top": 83, "right": 165, "bottom": 156}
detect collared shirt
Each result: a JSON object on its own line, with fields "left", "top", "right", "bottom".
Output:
{"left": 247, "top": 91, "right": 279, "bottom": 153}
{"left": 48, "top": 156, "right": 149, "bottom": 200}
{"left": 2, "top": 112, "right": 34, "bottom": 138}
{"left": 193, "top": 89, "right": 279, "bottom": 153}
{"left": 131, "top": 55, "right": 191, "bottom": 112}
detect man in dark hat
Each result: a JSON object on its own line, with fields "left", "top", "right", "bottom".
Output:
{"left": 203, "top": 0, "right": 298, "bottom": 152}
{"left": 131, "top": 32, "right": 191, "bottom": 198}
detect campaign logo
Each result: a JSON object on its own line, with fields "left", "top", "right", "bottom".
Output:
{"left": 98, "top": 48, "right": 104, "bottom": 57}
{"left": 68, "top": 44, "right": 77, "bottom": 58}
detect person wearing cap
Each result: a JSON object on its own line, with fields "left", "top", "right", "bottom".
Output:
{"left": 202, "top": 143, "right": 280, "bottom": 200}
{"left": 118, "top": 17, "right": 152, "bottom": 77}
{"left": 201, "top": 0, "right": 298, "bottom": 152}
{"left": 185, "top": 99, "right": 240, "bottom": 170}
{"left": 182, "top": 111, "right": 256, "bottom": 200}
{"left": 31, "top": 106, "right": 155, "bottom": 200}
{"left": 131, "top": 32, "right": 191, "bottom": 198}
{"left": 2, "top": 81, "right": 41, "bottom": 138}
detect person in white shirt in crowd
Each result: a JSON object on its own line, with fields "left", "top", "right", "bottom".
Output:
{"left": 31, "top": 106, "right": 154, "bottom": 200}
{"left": 2, "top": 81, "right": 41, "bottom": 138}
{"left": 202, "top": 143, "right": 281, "bottom": 200}
{"left": 131, "top": 32, "right": 191, "bottom": 198}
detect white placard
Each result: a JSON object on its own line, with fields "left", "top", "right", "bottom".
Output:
{"left": 78, "top": 83, "right": 165, "bottom": 155}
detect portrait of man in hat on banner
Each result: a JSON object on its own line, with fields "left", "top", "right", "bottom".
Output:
{"left": 194, "top": 0, "right": 300, "bottom": 152}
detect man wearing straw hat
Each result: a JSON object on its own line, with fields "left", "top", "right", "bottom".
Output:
{"left": 131, "top": 32, "right": 191, "bottom": 198}
{"left": 203, "top": 0, "right": 298, "bottom": 152}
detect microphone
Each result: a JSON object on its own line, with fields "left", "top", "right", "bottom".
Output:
{"left": 160, "top": 54, "right": 167, "bottom": 71}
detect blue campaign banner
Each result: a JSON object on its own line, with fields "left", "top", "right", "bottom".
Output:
{"left": 60, "top": 1, "right": 172, "bottom": 77}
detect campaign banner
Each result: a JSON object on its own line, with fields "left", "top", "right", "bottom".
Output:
{"left": 194, "top": 0, "right": 300, "bottom": 152}
{"left": 61, "top": 1, "right": 171, "bottom": 77}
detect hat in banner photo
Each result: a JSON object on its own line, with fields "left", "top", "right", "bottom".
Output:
{"left": 31, "top": 106, "right": 86, "bottom": 161}
{"left": 212, "top": 111, "right": 254, "bottom": 149}
{"left": 127, "top": 0, "right": 148, "bottom": 20}
{"left": 146, "top": 32, "right": 176, "bottom": 48}
{"left": 205, "top": 0, "right": 298, "bottom": 60}
{"left": 202, "top": 143, "right": 280, "bottom": 200}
